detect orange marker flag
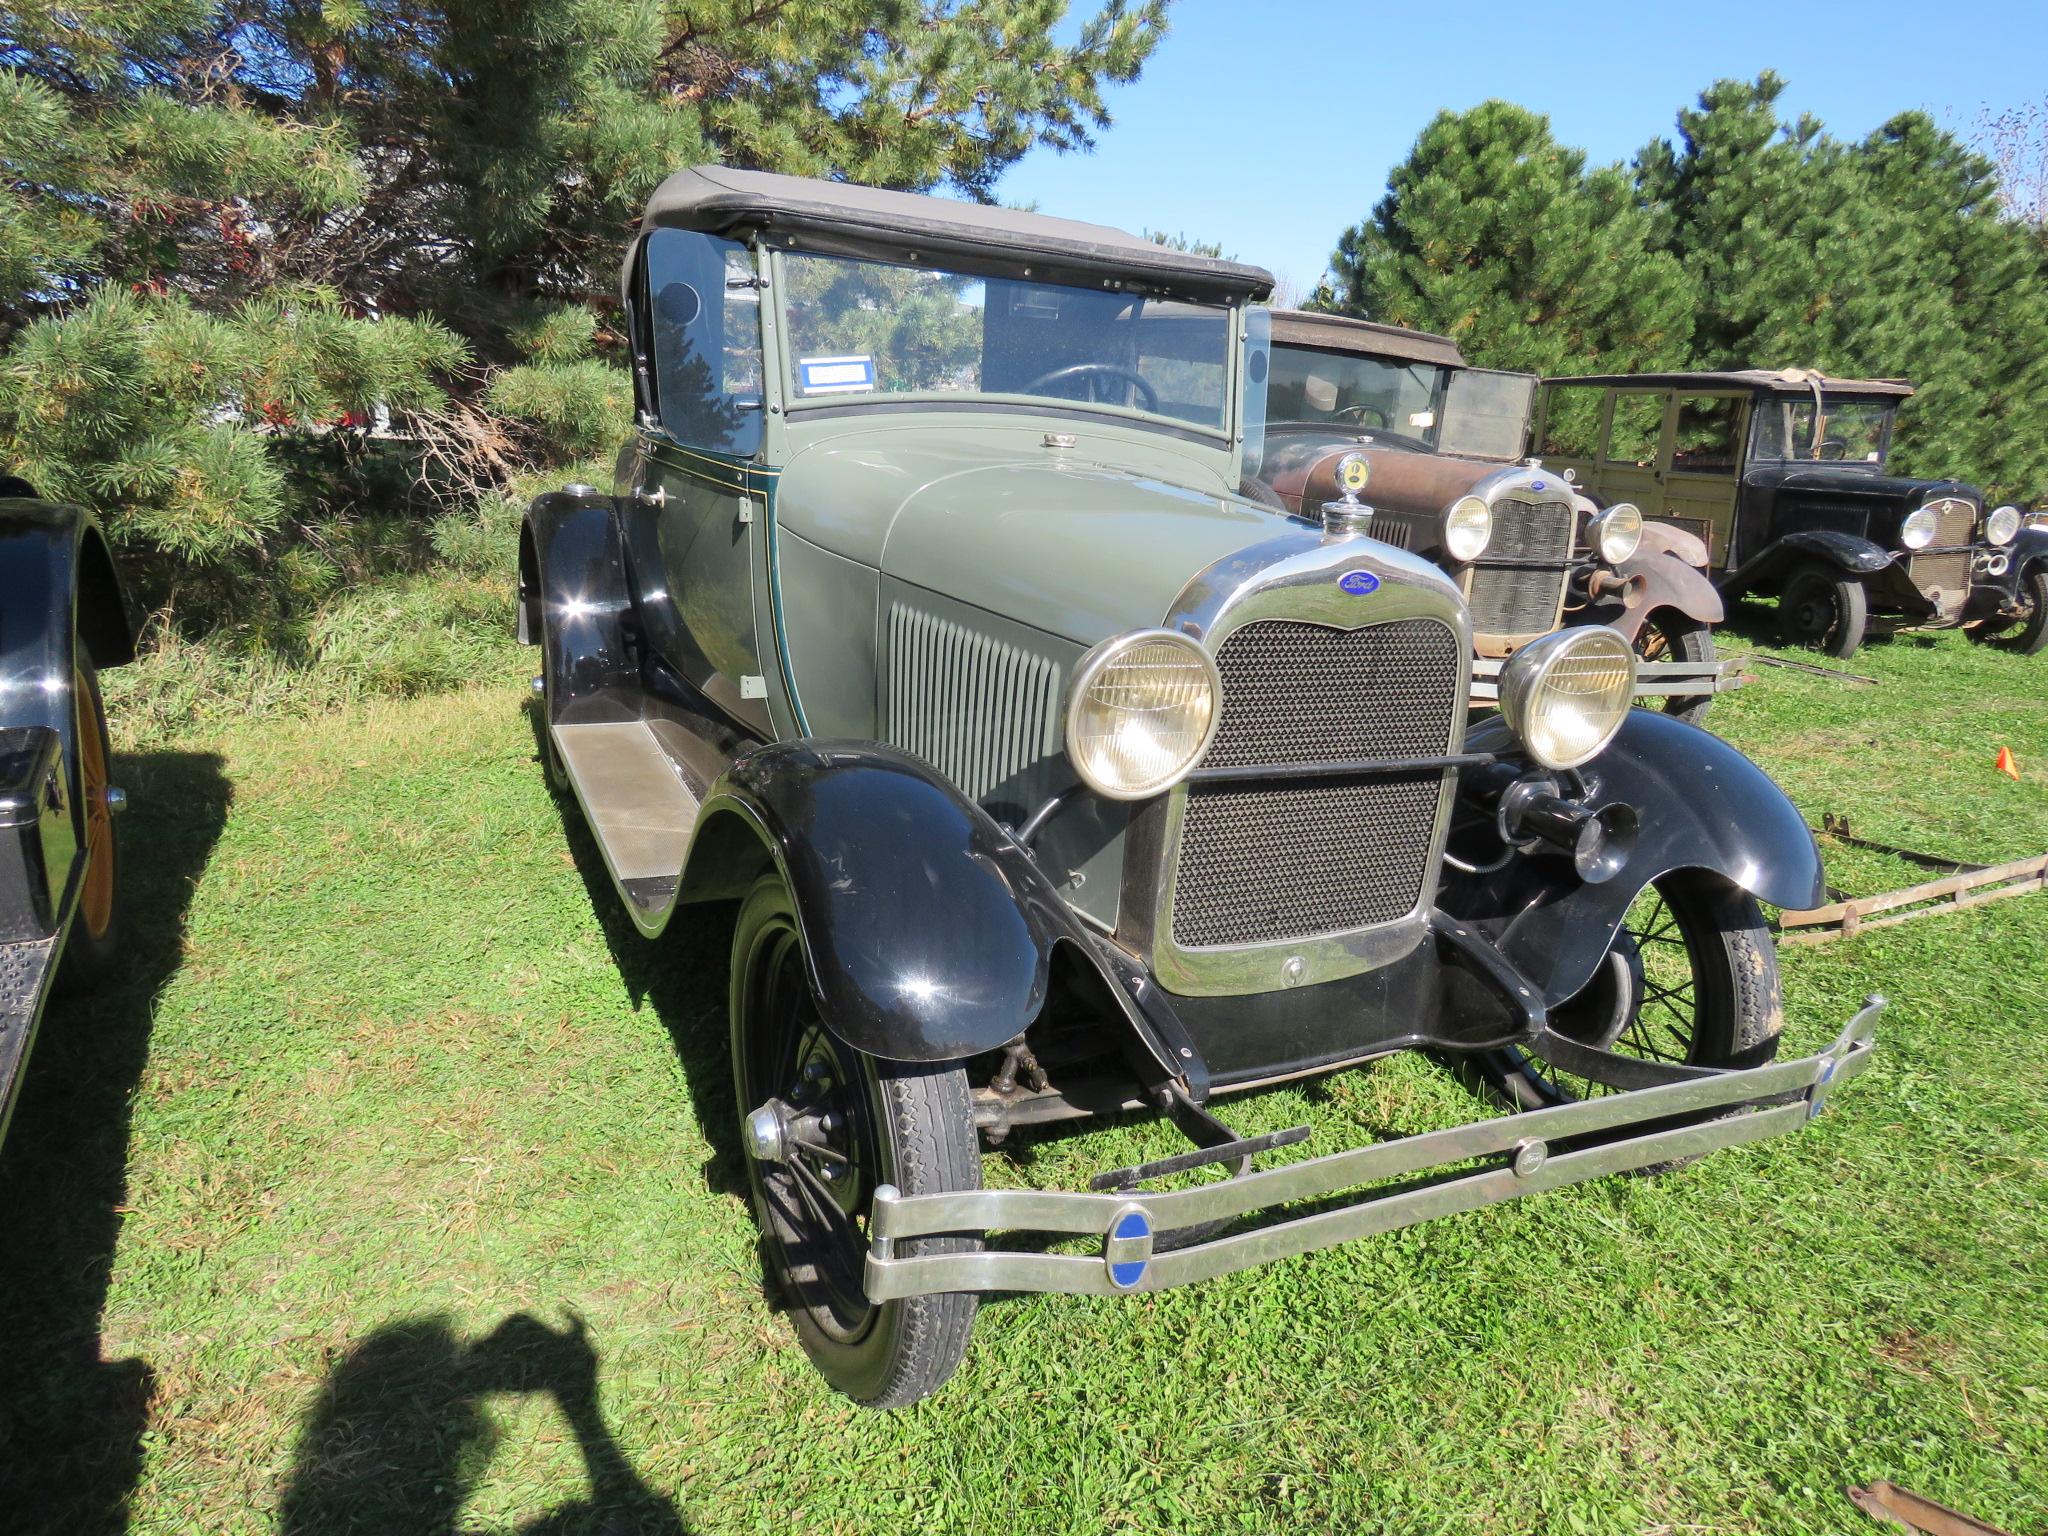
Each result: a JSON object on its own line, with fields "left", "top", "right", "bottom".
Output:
{"left": 1996, "top": 746, "right": 2021, "bottom": 780}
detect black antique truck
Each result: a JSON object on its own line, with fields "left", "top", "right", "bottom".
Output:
{"left": 0, "top": 479, "right": 132, "bottom": 1146}
{"left": 521, "top": 166, "right": 1879, "bottom": 1408}
{"left": 1249, "top": 312, "right": 1733, "bottom": 721}
{"left": 1535, "top": 369, "right": 2032, "bottom": 657}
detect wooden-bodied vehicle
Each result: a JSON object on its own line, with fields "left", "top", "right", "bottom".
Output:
{"left": 1249, "top": 312, "right": 1733, "bottom": 722}
{"left": 1535, "top": 370, "right": 2033, "bottom": 658}
{"left": 0, "top": 478, "right": 133, "bottom": 1145}
{"left": 521, "top": 167, "right": 1878, "bottom": 1408}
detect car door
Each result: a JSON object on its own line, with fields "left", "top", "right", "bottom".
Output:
{"left": 1595, "top": 390, "right": 1669, "bottom": 518}
{"left": 626, "top": 228, "right": 771, "bottom": 735}
{"left": 1658, "top": 391, "right": 1747, "bottom": 571}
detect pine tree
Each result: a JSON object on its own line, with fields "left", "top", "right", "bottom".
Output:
{"left": 1320, "top": 102, "right": 1696, "bottom": 379}
{"left": 0, "top": 0, "right": 1172, "bottom": 638}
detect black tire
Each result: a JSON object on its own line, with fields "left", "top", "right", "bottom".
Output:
{"left": 1632, "top": 609, "right": 1716, "bottom": 725}
{"left": 729, "top": 873, "right": 980, "bottom": 1408}
{"left": 1478, "top": 873, "right": 1783, "bottom": 1173}
{"left": 532, "top": 645, "right": 568, "bottom": 793}
{"left": 1976, "top": 566, "right": 2048, "bottom": 657}
{"left": 59, "top": 656, "right": 120, "bottom": 990}
{"left": 1777, "top": 562, "right": 1868, "bottom": 658}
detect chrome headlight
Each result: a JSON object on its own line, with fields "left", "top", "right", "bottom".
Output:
{"left": 1900, "top": 504, "right": 1939, "bottom": 550}
{"left": 1444, "top": 495, "right": 1492, "bottom": 561}
{"left": 1499, "top": 627, "right": 1638, "bottom": 770}
{"left": 1592, "top": 502, "right": 1643, "bottom": 564}
{"left": 1064, "top": 629, "right": 1221, "bottom": 800}
{"left": 1986, "top": 504, "right": 2021, "bottom": 546}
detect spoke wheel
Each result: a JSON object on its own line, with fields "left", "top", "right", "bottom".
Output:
{"left": 1480, "top": 873, "right": 1783, "bottom": 1172}
{"left": 1778, "top": 562, "right": 1868, "bottom": 658}
{"left": 729, "top": 873, "right": 979, "bottom": 1407}
{"left": 1632, "top": 610, "right": 1716, "bottom": 725}
{"left": 1975, "top": 567, "right": 2048, "bottom": 656}
{"left": 60, "top": 657, "right": 122, "bottom": 988}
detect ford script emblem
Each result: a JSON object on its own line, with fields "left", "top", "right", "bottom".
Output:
{"left": 1532, "top": 478, "right": 1547, "bottom": 490}
{"left": 1338, "top": 570, "right": 1379, "bottom": 596}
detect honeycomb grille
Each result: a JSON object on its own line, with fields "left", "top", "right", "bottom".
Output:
{"left": 1466, "top": 497, "right": 1574, "bottom": 641}
{"left": 1170, "top": 618, "right": 1461, "bottom": 949}
{"left": 1908, "top": 551, "right": 1970, "bottom": 609}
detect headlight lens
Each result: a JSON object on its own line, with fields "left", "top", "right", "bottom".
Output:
{"left": 1986, "top": 504, "right": 2021, "bottom": 546}
{"left": 1900, "top": 505, "right": 1939, "bottom": 550}
{"left": 1444, "top": 495, "right": 1492, "bottom": 561}
{"left": 1065, "top": 630, "right": 1220, "bottom": 800}
{"left": 1593, "top": 502, "right": 1643, "bottom": 564}
{"left": 1499, "top": 627, "right": 1638, "bottom": 770}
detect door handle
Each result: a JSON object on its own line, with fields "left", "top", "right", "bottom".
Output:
{"left": 638, "top": 485, "right": 668, "bottom": 508}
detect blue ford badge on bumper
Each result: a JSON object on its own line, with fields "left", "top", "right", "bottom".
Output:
{"left": 1338, "top": 570, "right": 1379, "bottom": 596}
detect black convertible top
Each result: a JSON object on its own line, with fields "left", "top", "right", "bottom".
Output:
{"left": 1267, "top": 310, "right": 1467, "bottom": 370}
{"left": 637, "top": 164, "right": 1274, "bottom": 302}
{"left": 1545, "top": 368, "right": 1914, "bottom": 399}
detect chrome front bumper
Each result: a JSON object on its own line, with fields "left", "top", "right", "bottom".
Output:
{"left": 1469, "top": 655, "right": 1746, "bottom": 705}
{"left": 864, "top": 998, "right": 1881, "bottom": 1301}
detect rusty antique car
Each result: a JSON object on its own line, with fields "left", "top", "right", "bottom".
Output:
{"left": 1248, "top": 312, "right": 1732, "bottom": 722}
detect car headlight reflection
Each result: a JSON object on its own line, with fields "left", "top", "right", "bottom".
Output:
{"left": 1499, "top": 627, "right": 1639, "bottom": 770}
{"left": 1901, "top": 505, "right": 1940, "bottom": 550}
{"left": 1986, "top": 504, "right": 2021, "bottom": 546}
{"left": 1065, "top": 630, "right": 1221, "bottom": 800}
{"left": 1593, "top": 502, "right": 1643, "bottom": 564}
{"left": 1444, "top": 496, "right": 1492, "bottom": 561}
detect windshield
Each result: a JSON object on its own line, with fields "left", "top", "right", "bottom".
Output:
{"left": 776, "top": 252, "right": 1234, "bottom": 432}
{"left": 1266, "top": 343, "right": 1448, "bottom": 446}
{"left": 1751, "top": 396, "right": 1895, "bottom": 464}
{"left": 1439, "top": 370, "right": 1535, "bottom": 460}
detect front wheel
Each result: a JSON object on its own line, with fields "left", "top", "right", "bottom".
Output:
{"left": 1778, "top": 562, "right": 1868, "bottom": 658}
{"left": 730, "top": 873, "right": 980, "bottom": 1408}
{"left": 1632, "top": 609, "right": 1716, "bottom": 725}
{"left": 1973, "top": 566, "right": 2048, "bottom": 656}
{"left": 1478, "top": 873, "right": 1783, "bottom": 1172}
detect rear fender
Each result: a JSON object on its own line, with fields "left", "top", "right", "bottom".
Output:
{"left": 681, "top": 741, "right": 1195, "bottom": 1083}
{"left": 1442, "top": 710, "right": 1822, "bottom": 1006}
{"left": 521, "top": 487, "right": 638, "bottom": 727}
{"left": 0, "top": 497, "right": 133, "bottom": 928}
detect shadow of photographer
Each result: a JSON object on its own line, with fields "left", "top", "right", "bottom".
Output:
{"left": 280, "top": 1311, "right": 689, "bottom": 1536}
{"left": 0, "top": 747, "right": 233, "bottom": 1536}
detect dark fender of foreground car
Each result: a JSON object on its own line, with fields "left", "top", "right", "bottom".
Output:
{"left": 0, "top": 489, "right": 135, "bottom": 1145}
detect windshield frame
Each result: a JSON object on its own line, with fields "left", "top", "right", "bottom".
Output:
{"left": 1748, "top": 392, "right": 1899, "bottom": 467}
{"left": 765, "top": 246, "right": 1246, "bottom": 446}
{"left": 1262, "top": 340, "right": 1453, "bottom": 452}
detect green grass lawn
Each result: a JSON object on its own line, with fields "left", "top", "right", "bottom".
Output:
{"left": 3, "top": 609, "right": 2045, "bottom": 1535}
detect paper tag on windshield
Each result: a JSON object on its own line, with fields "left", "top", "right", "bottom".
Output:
{"left": 798, "top": 355, "right": 876, "bottom": 394}
{"left": 1408, "top": 410, "right": 1436, "bottom": 429}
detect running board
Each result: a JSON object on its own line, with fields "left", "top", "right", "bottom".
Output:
{"left": 0, "top": 935, "right": 59, "bottom": 1142}
{"left": 553, "top": 720, "right": 700, "bottom": 926}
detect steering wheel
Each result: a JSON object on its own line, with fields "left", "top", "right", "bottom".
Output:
{"left": 1020, "top": 363, "right": 1159, "bottom": 413}
{"left": 1816, "top": 437, "right": 1848, "bottom": 461}
{"left": 1332, "top": 403, "right": 1391, "bottom": 429}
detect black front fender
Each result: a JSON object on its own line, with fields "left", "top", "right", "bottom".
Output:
{"left": 2009, "top": 525, "right": 2048, "bottom": 580}
{"left": 685, "top": 741, "right": 1193, "bottom": 1080}
{"left": 1443, "top": 711, "right": 1822, "bottom": 1006}
{"left": 1730, "top": 529, "right": 1893, "bottom": 591}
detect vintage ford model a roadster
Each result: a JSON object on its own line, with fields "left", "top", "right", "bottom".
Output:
{"left": 521, "top": 167, "right": 1878, "bottom": 1408}
{"left": 1, "top": 480, "right": 132, "bottom": 1146}
{"left": 1536, "top": 370, "right": 2035, "bottom": 658}
{"left": 1248, "top": 311, "right": 1734, "bottom": 722}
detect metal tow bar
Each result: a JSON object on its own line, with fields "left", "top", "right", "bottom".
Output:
{"left": 863, "top": 997, "right": 1883, "bottom": 1301}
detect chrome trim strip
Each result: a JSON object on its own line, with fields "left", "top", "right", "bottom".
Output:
{"left": 863, "top": 999, "right": 1880, "bottom": 1299}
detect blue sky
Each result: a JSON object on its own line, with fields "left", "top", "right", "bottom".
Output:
{"left": 994, "top": 0, "right": 2048, "bottom": 301}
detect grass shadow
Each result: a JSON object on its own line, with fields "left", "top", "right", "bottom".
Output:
{"left": 278, "top": 1311, "right": 689, "bottom": 1536}
{"left": 0, "top": 748, "right": 233, "bottom": 1536}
